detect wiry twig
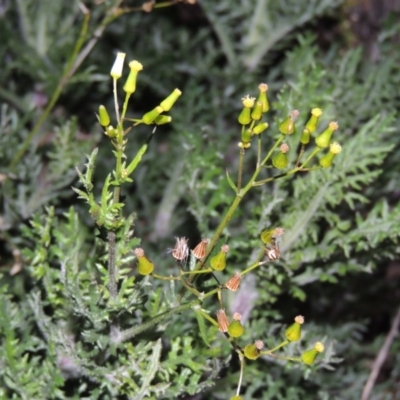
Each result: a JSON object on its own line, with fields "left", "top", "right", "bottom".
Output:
{"left": 361, "top": 304, "right": 400, "bottom": 400}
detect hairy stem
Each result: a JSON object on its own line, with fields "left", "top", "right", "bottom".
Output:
{"left": 107, "top": 231, "right": 118, "bottom": 299}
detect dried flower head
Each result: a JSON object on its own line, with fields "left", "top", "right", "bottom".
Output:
{"left": 171, "top": 237, "right": 189, "bottom": 262}
{"left": 265, "top": 246, "right": 280, "bottom": 260}
{"left": 216, "top": 309, "right": 229, "bottom": 332}
{"left": 233, "top": 312, "right": 242, "bottom": 321}
{"left": 258, "top": 83, "right": 268, "bottom": 93}
{"left": 255, "top": 340, "right": 264, "bottom": 350}
{"left": 280, "top": 143, "right": 289, "bottom": 153}
{"left": 273, "top": 227, "right": 284, "bottom": 237}
{"left": 221, "top": 244, "right": 229, "bottom": 253}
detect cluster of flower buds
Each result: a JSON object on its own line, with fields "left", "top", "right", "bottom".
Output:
{"left": 170, "top": 237, "right": 212, "bottom": 264}
{"left": 285, "top": 315, "right": 324, "bottom": 365}
{"left": 237, "top": 84, "right": 270, "bottom": 148}
{"left": 216, "top": 310, "right": 245, "bottom": 338}
{"left": 98, "top": 52, "right": 182, "bottom": 137}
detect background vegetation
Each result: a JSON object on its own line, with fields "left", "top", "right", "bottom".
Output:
{"left": 1, "top": 0, "right": 400, "bottom": 399}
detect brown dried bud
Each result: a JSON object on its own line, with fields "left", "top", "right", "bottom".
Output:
{"left": 216, "top": 309, "right": 229, "bottom": 332}
{"left": 224, "top": 272, "right": 242, "bottom": 291}
{"left": 192, "top": 238, "right": 209, "bottom": 259}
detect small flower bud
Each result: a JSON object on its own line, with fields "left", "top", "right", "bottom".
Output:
{"left": 319, "top": 141, "right": 342, "bottom": 168}
{"left": 253, "top": 122, "right": 269, "bottom": 135}
{"left": 216, "top": 309, "right": 229, "bottom": 332}
{"left": 110, "top": 52, "right": 126, "bottom": 80}
{"left": 315, "top": 121, "right": 339, "bottom": 148}
{"left": 279, "top": 110, "right": 299, "bottom": 135}
{"left": 160, "top": 89, "right": 182, "bottom": 112}
{"left": 285, "top": 315, "right": 304, "bottom": 342}
{"left": 305, "top": 108, "right": 323, "bottom": 134}
{"left": 243, "top": 343, "right": 260, "bottom": 360}
{"left": 238, "top": 108, "right": 251, "bottom": 126}
{"left": 238, "top": 141, "right": 251, "bottom": 149}
{"left": 241, "top": 128, "right": 253, "bottom": 146}
{"left": 98, "top": 105, "right": 110, "bottom": 127}
{"left": 154, "top": 115, "right": 172, "bottom": 125}
{"left": 210, "top": 245, "right": 229, "bottom": 271}
{"left": 251, "top": 101, "right": 263, "bottom": 121}
{"left": 238, "top": 95, "right": 255, "bottom": 125}
{"left": 142, "top": 106, "right": 163, "bottom": 125}
{"left": 228, "top": 320, "right": 244, "bottom": 338}
{"left": 301, "top": 342, "right": 324, "bottom": 365}
{"left": 257, "top": 83, "right": 269, "bottom": 112}
{"left": 134, "top": 248, "right": 154, "bottom": 275}
{"left": 123, "top": 60, "right": 143, "bottom": 94}
{"left": 230, "top": 396, "right": 243, "bottom": 400}
{"left": 105, "top": 125, "right": 117, "bottom": 138}
{"left": 272, "top": 143, "right": 289, "bottom": 169}
{"left": 224, "top": 272, "right": 242, "bottom": 291}
{"left": 300, "top": 128, "right": 311, "bottom": 145}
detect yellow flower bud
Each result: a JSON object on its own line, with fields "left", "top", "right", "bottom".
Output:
{"left": 272, "top": 143, "right": 289, "bottom": 169}
{"left": 98, "top": 105, "right": 110, "bottom": 127}
{"left": 142, "top": 106, "right": 163, "bottom": 125}
{"left": 228, "top": 313, "right": 244, "bottom": 338}
{"left": 305, "top": 108, "right": 323, "bottom": 134}
{"left": 257, "top": 83, "right": 269, "bottom": 112}
{"left": 154, "top": 115, "right": 172, "bottom": 125}
{"left": 251, "top": 101, "right": 263, "bottom": 121}
{"left": 210, "top": 245, "right": 229, "bottom": 271}
{"left": 279, "top": 110, "right": 299, "bottom": 135}
{"left": 285, "top": 315, "right": 304, "bottom": 342}
{"left": 134, "top": 248, "right": 154, "bottom": 275}
{"left": 315, "top": 121, "right": 339, "bottom": 148}
{"left": 253, "top": 122, "right": 269, "bottom": 135}
{"left": 160, "top": 88, "right": 182, "bottom": 112}
{"left": 319, "top": 141, "right": 342, "bottom": 168}
{"left": 301, "top": 342, "right": 324, "bottom": 365}
{"left": 123, "top": 60, "right": 143, "bottom": 94}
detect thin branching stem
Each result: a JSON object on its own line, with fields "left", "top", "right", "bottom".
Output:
{"left": 237, "top": 148, "right": 245, "bottom": 191}
{"left": 117, "top": 300, "right": 200, "bottom": 343}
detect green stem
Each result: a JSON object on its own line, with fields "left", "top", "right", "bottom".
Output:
{"left": 295, "top": 144, "right": 306, "bottom": 167}
{"left": 107, "top": 231, "right": 117, "bottom": 299}
{"left": 121, "top": 92, "right": 131, "bottom": 122}
{"left": 241, "top": 260, "right": 266, "bottom": 276}
{"left": 180, "top": 268, "right": 213, "bottom": 276}
{"left": 253, "top": 167, "right": 300, "bottom": 187}
{"left": 260, "top": 134, "right": 285, "bottom": 166}
{"left": 262, "top": 340, "right": 289, "bottom": 354}
{"left": 116, "top": 300, "right": 199, "bottom": 343}
{"left": 257, "top": 135, "right": 262, "bottom": 167}
{"left": 151, "top": 273, "right": 180, "bottom": 281}
{"left": 237, "top": 148, "right": 245, "bottom": 191}
{"left": 301, "top": 147, "right": 321, "bottom": 168}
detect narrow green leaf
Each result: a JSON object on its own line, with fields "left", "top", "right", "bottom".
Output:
{"left": 225, "top": 169, "right": 237, "bottom": 193}
{"left": 194, "top": 307, "right": 210, "bottom": 347}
